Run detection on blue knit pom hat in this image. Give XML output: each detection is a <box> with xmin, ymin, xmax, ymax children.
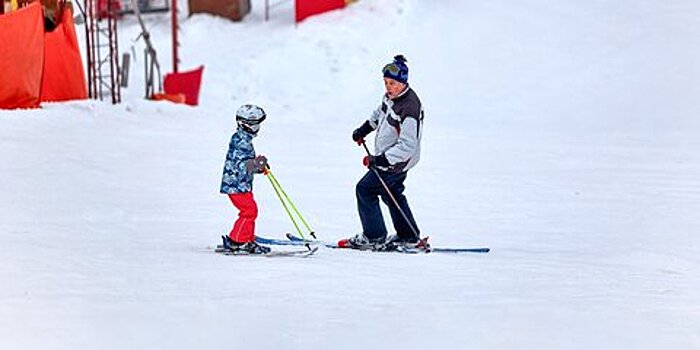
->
<box><xmin>382</xmin><ymin>55</ymin><xmax>409</xmax><ymax>84</ymax></box>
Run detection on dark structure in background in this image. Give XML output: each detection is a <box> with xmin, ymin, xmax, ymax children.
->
<box><xmin>188</xmin><ymin>0</ymin><xmax>250</xmax><ymax>21</ymax></box>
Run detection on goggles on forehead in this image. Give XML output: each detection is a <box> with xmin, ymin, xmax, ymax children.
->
<box><xmin>383</xmin><ymin>63</ymin><xmax>401</xmax><ymax>75</ymax></box>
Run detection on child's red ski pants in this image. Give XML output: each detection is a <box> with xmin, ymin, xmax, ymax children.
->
<box><xmin>227</xmin><ymin>192</ymin><xmax>258</xmax><ymax>243</ymax></box>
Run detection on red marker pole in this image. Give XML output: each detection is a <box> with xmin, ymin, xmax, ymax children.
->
<box><xmin>171</xmin><ymin>0</ymin><xmax>178</xmax><ymax>73</ymax></box>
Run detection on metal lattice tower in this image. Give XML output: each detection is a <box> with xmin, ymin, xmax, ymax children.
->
<box><xmin>84</xmin><ymin>0</ymin><xmax>121</xmax><ymax>104</ymax></box>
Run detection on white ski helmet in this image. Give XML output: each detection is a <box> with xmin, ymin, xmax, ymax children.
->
<box><xmin>236</xmin><ymin>104</ymin><xmax>266</xmax><ymax>134</ymax></box>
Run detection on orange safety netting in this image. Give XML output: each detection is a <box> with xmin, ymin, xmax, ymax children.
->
<box><xmin>0</xmin><ymin>2</ymin><xmax>44</xmax><ymax>109</ymax></box>
<box><xmin>40</xmin><ymin>7</ymin><xmax>88</xmax><ymax>102</ymax></box>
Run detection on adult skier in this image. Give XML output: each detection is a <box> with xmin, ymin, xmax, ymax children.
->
<box><xmin>340</xmin><ymin>55</ymin><xmax>425</xmax><ymax>249</ymax></box>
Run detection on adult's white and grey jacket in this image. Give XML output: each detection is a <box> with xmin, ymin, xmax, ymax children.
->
<box><xmin>362</xmin><ymin>87</ymin><xmax>424</xmax><ymax>173</ymax></box>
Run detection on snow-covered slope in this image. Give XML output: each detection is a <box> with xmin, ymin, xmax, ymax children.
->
<box><xmin>1</xmin><ymin>1</ymin><xmax>699</xmax><ymax>349</ymax></box>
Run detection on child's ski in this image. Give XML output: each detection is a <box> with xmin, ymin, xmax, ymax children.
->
<box><xmin>255</xmin><ymin>235</ymin><xmax>309</xmax><ymax>246</ymax></box>
<box><xmin>214</xmin><ymin>245</ymin><xmax>318</xmax><ymax>257</ymax></box>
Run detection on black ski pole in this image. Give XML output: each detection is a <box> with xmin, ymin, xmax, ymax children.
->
<box><xmin>361</xmin><ymin>141</ymin><xmax>420</xmax><ymax>238</ymax></box>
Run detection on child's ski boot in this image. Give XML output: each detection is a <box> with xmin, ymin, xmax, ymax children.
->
<box><xmin>221</xmin><ymin>235</ymin><xmax>271</xmax><ymax>254</ymax></box>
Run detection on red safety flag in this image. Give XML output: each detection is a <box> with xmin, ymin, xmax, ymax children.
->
<box><xmin>163</xmin><ymin>66</ymin><xmax>205</xmax><ymax>106</ymax></box>
<box><xmin>295</xmin><ymin>0</ymin><xmax>345</xmax><ymax>23</ymax></box>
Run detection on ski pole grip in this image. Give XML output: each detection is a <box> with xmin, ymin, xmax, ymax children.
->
<box><xmin>361</xmin><ymin>140</ymin><xmax>379</xmax><ymax>170</ymax></box>
<box><xmin>361</xmin><ymin>140</ymin><xmax>372</xmax><ymax>156</ymax></box>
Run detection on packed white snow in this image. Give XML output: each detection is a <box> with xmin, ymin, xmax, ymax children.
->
<box><xmin>1</xmin><ymin>0</ymin><xmax>699</xmax><ymax>349</ymax></box>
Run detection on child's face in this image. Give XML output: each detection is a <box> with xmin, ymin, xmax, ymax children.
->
<box><xmin>240</xmin><ymin>122</ymin><xmax>261</xmax><ymax>135</ymax></box>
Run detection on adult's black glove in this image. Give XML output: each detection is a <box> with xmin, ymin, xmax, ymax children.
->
<box><xmin>352</xmin><ymin>120</ymin><xmax>374</xmax><ymax>145</ymax></box>
<box><xmin>362</xmin><ymin>154</ymin><xmax>390</xmax><ymax>168</ymax></box>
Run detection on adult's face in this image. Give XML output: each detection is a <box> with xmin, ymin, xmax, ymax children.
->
<box><xmin>384</xmin><ymin>77</ymin><xmax>406</xmax><ymax>99</ymax></box>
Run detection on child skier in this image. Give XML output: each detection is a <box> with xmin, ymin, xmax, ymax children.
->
<box><xmin>219</xmin><ymin>104</ymin><xmax>272</xmax><ymax>254</ymax></box>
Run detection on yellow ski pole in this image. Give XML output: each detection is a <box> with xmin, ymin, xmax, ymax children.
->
<box><xmin>266</xmin><ymin>168</ymin><xmax>317</xmax><ymax>239</ymax></box>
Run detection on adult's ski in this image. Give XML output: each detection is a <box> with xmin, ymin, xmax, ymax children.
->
<box><xmin>285</xmin><ymin>233</ymin><xmax>490</xmax><ymax>254</ymax></box>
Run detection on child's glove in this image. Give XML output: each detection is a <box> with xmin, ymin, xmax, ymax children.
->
<box><xmin>246</xmin><ymin>155</ymin><xmax>269</xmax><ymax>174</ymax></box>
<box><xmin>254</xmin><ymin>155</ymin><xmax>269</xmax><ymax>173</ymax></box>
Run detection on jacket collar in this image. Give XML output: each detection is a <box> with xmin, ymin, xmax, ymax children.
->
<box><xmin>237</xmin><ymin>127</ymin><xmax>257</xmax><ymax>139</ymax></box>
<box><xmin>387</xmin><ymin>85</ymin><xmax>411</xmax><ymax>102</ymax></box>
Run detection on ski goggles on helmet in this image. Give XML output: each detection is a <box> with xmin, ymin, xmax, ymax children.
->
<box><xmin>236</xmin><ymin>113</ymin><xmax>266</xmax><ymax>125</ymax></box>
<box><xmin>237</xmin><ymin>119</ymin><xmax>262</xmax><ymax>135</ymax></box>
